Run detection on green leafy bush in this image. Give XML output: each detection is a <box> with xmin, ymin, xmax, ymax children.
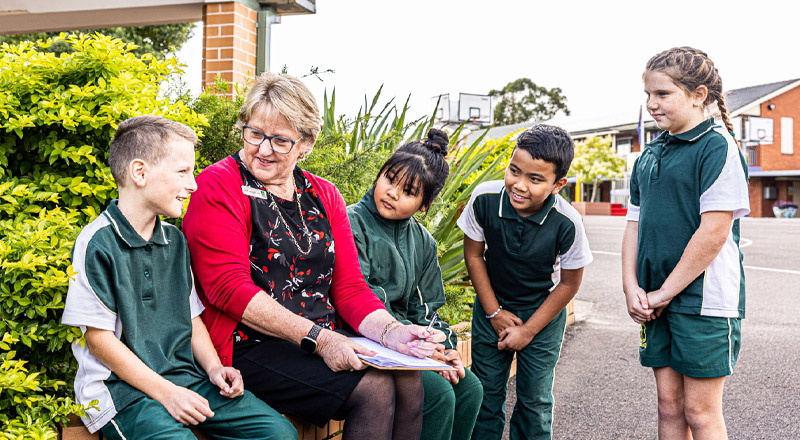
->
<box><xmin>189</xmin><ymin>77</ymin><xmax>246</xmax><ymax>167</ymax></box>
<box><xmin>0</xmin><ymin>33</ymin><xmax>206</xmax><ymax>437</ymax></box>
<box><xmin>420</xmin><ymin>127</ymin><xmax>508</xmax><ymax>286</ymax></box>
<box><xmin>304</xmin><ymin>86</ymin><xmax>430</xmax><ymax>204</ymax></box>
<box><xmin>438</xmin><ymin>284</ymin><xmax>474</xmax><ymax>326</ymax></box>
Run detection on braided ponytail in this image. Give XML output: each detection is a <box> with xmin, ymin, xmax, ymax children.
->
<box><xmin>646</xmin><ymin>46</ymin><xmax>739</xmax><ymax>147</ymax></box>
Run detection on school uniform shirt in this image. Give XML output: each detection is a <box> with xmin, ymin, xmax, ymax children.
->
<box><xmin>61</xmin><ymin>201</ymin><xmax>206</xmax><ymax>433</ymax></box>
<box><xmin>627</xmin><ymin>118</ymin><xmax>749</xmax><ymax>318</ymax></box>
<box><xmin>457</xmin><ymin>181</ymin><xmax>593</xmax><ymax>310</ymax></box>
<box><xmin>348</xmin><ymin>187</ymin><xmax>457</xmax><ymax>349</ymax></box>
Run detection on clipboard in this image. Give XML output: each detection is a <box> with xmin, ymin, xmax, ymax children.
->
<box><xmin>351</xmin><ymin>337</ymin><xmax>457</xmax><ymax>371</ymax></box>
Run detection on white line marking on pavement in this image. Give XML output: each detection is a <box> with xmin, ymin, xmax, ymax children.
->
<box><xmin>592</xmin><ymin>250</ymin><xmax>621</xmax><ymax>256</ymax></box>
<box><xmin>591</xmin><ymin>251</ymin><xmax>800</xmax><ymax>275</ymax></box>
<box><xmin>744</xmin><ymin>265</ymin><xmax>800</xmax><ymax>275</ymax></box>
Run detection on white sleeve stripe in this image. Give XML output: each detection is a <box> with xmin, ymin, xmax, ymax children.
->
<box><xmin>626</xmin><ymin>205</ymin><xmax>640</xmax><ymax>221</ymax></box>
<box><xmin>188</xmin><ymin>267</ymin><xmax>204</xmax><ymax>319</ymax></box>
<box><xmin>457</xmin><ymin>181</ymin><xmax>504</xmax><ymax>242</ymax></box>
<box><xmin>700</xmin><ymin>129</ymin><xmax>750</xmax><ymax>218</ymax></box>
<box><xmin>552</xmin><ymin>198</ymin><xmax>593</xmax><ymax>270</ymax></box>
<box><xmin>62</xmin><ymin>217</ymin><xmax>118</xmax><ymax>329</ymax></box>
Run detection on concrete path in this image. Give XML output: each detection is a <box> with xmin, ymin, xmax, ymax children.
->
<box><xmin>502</xmin><ymin>216</ymin><xmax>800</xmax><ymax>439</ymax></box>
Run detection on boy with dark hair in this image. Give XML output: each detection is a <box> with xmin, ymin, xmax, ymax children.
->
<box><xmin>457</xmin><ymin>124</ymin><xmax>593</xmax><ymax>440</ymax></box>
<box><xmin>62</xmin><ymin>115</ymin><xmax>295</xmax><ymax>439</ymax></box>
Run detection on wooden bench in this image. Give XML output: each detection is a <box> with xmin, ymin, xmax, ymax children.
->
<box><xmin>60</xmin><ymin>414</ymin><xmax>343</xmax><ymax>440</ymax></box>
<box><xmin>60</xmin><ymin>310</ymin><xmax>564</xmax><ymax>440</ymax></box>
<box><xmin>59</xmin><ymin>340</ymin><xmax>473</xmax><ymax>440</ymax></box>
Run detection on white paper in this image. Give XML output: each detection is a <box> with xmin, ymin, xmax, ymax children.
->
<box><xmin>351</xmin><ymin>337</ymin><xmax>456</xmax><ymax>370</ymax></box>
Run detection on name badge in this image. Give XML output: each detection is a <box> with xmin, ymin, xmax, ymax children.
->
<box><xmin>241</xmin><ymin>185</ymin><xmax>269</xmax><ymax>199</ymax></box>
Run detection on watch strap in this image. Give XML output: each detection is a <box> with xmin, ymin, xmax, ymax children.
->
<box><xmin>307</xmin><ymin>323</ymin><xmax>322</xmax><ymax>340</ymax></box>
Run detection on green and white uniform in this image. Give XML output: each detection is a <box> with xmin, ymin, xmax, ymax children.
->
<box><xmin>62</xmin><ymin>201</ymin><xmax>293</xmax><ymax>439</ymax></box>
<box><xmin>629</xmin><ymin>118</ymin><xmax>750</xmax><ymax>377</ymax></box>
<box><xmin>457</xmin><ymin>181</ymin><xmax>592</xmax><ymax>440</ymax></box>
<box><xmin>348</xmin><ymin>188</ymin><xmax>483</xmax><ymax>440</ymax></box>
<box><xmin>628</xmin><ymin>118</ymin><xmax>749</xmax><ymax>318</ymax></box>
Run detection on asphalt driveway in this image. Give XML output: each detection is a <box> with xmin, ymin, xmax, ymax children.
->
<box><xmin>502</xmin><ymin>216</ymin><xmax>800</xmax><ymax>439</ymax></box>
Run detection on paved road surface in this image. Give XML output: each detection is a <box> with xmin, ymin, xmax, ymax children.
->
<box><xmin>501</xmin><ymin>216</ymin><xmax>800</xmax><ymax>439</ymax></box>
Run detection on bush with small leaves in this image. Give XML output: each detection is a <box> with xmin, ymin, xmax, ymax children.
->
<box><xmin>0</xmin><ymin>33</ymin><xmax>206</xmax><ymax>437</ymax></box>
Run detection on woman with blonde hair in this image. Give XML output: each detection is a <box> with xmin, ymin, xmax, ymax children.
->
<box><xmin>184</xmin><ymin>72</ymin><xmax>444</xmax><ymax>440</ymax></box>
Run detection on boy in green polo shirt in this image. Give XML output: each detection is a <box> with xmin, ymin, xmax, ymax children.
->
<box><xmin>457</xmin><ymin>125</ymin><xmax>592</xmax><ymax>440</ymax></box>
<box><xmin>62</xmin><ymin>116</ymin><xmax>295</xmax><ymax>439</ymax></box>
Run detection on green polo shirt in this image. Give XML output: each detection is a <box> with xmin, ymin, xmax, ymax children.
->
<box><xmin>348</xmin><ymin>188</ymin><xmax>457</xmax><ymax>349</ymax></box>
<box><xmin>627</xmin><ymin>118</ymin><xmax>750</xmax><ymax>318</ymax></box>
<box><xmin>62</xmin><ymin>200</ymin><xmax>205</xmax><ymax>433</ymax></box>
<box><xmin>457</xmin><ymin>180</ymin><xmax>593</xmax><ymax>310</ymax></box>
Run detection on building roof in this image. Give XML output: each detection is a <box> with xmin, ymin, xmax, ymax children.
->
<box><xmin>725</xmin><ymin>78</ymin><xmax>800</xmax><ymax>113</ymax></box>
<box><xmin>465</xmin><ymin>111</ymin><xmax>656</xmax><ymax>145</ymax></box>
<box><xmin>466</xmin><ymin>78</ymin><xmax>800</xmax><ymax>144</ymax></box>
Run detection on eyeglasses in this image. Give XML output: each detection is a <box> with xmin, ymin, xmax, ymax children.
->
<box><xmin>242</xmin><ymin>125</ymin><xmax>302</xmax><ymax>154</ymax></box>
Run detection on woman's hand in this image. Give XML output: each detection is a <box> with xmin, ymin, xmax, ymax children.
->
<box><xmin>489</xmin><ymin>309</ymin><xmax>523</xmax><ymax>336</ymax></box>
<box><xmin>315</xmin><ymin>330</ymin><xmax>375</xmax><ymax>372</ymax></box>
<box><xmin>207</xmin><ymin>365</ymin><xmax>244</xmax><ymax>398</ymax></box>
<box><xmin>386</xmin><ymin>324</ymin><xmax>445</xmax><ymax>359</ymax></box>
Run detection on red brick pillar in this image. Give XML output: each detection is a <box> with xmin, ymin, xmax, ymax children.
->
<box><xmin>202</xmin><ymin>2</ymin><xmax>258</xmax><ymax>95</ymax></box>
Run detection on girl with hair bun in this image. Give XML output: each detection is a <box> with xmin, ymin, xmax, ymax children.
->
<box><xmin>623</xmin><ymin>47</ymin><xmax>750</xmax><ymax>439</ymax></box>
<box><xmin>348</xmin><ymin>129</ymin><xmax>483</xmax><ymax>440</ymax></box>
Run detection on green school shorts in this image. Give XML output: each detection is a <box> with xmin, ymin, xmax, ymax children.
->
<box><xmin>639</xmin><ymin>310</ymin><xmax>741</xmax><ymax>378</ymax></box>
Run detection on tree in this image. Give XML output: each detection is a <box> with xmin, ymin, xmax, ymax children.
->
<box><xmin>569</xmin><ymin>136</ymin><xmax>626</xmax><ymax>202</ymax></box>
<box><xmin>489</xmin><ymin>78</ymin><xmax>570</xmax><ymax>126</ymax></box>
<box><xmin>0</xmin><ymin>23</ymin><xmax>195</xmax><ymax>60</ymax></box>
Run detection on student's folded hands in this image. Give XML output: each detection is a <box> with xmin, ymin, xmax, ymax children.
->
<box><xmin>489</xmin><ymin>309</ymin><xmax>523</xmax><ymax>336</ymax></box>
<box><xmin>497</xmin><ymin>325</ymin><xmax>535</xmax><ymax>352</ymax></box>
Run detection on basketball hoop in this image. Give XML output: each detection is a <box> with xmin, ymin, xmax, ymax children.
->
<box><xmin>757</xmin><ymin>130</ymin><xmax>767</xmax><ymax>145</ymax></box>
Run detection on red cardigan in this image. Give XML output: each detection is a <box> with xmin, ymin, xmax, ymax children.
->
<box><xmin>183</xmin><ymin>157</ymin><xmax>386</xmax><ymax>365</ymax></box>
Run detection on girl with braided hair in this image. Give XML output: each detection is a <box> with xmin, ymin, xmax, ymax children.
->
<box><xmin>622</xmin><ymin>46</ymin><xmax>750</xmax><ymax>439</ymax></box>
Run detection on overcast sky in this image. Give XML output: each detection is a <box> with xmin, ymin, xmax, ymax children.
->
<box><xmin>178</xmin><ymin>0</ymin><xmax>800</xmax><ymax>126</ymax></box>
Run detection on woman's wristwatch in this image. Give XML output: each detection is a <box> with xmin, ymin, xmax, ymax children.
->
<box><xmin>300</xmin><ymin>324</ymin><xmax>323</xmax><ymax>354</ymax></box>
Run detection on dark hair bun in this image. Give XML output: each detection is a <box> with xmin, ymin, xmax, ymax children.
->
<box><xmin>423</xmin><ymin>129</ymin><xmax>449</xmax><ymax>155</ymax></box>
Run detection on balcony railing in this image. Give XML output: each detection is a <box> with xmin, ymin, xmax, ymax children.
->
<box><xmin>747</xmin><ymin>146</ymin><xmax>758</xmax><ymax>166</ymax></box>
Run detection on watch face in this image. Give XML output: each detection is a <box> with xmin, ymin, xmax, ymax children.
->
<box><xmin>300</xmin><ymin>336</ymin><xmax>317</xmax><ymax>354</ymax></box>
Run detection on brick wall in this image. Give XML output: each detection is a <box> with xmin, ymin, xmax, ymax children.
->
<box><xmin>748</xmin><ymin>177</ymin><xmax>765</xmax><ymax>217</ymax></box>
<box><xmin>754</xmin><ymin>86</ymin><xmax>800</xmax><ymax>171</ymax></box>
<box><xmin>202</xmin><ymin>2</ymin><xmax>258</xmax><ymax>94</ymax></box>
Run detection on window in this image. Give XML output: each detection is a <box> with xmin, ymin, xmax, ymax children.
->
<box><xmin>616</xmin><ymin>137</ymin><xmax>632</xmax><ymax>157</ymax></box>
<box><xmin>781</xmin><ymin>117</ymin><xmax>793</xmax><ymax>155</ymax></box>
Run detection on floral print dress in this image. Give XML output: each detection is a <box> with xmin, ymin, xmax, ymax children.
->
<box><xmin>231</xmin><ymin>152</ymin><xmax>338</xmax><ymax>346</ymax></box>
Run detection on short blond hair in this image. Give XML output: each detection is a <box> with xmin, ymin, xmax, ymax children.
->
<box><xmin>237</xmin><ymin>72</ymin><xmax>322</xmax><ymax>144</ymax></box>
<box><xmin>109</xmin><ymin>115</ymin><xmax>197</xmax><ymax>187</ymax></box>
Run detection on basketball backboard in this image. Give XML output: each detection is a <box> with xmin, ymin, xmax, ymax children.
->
<box><xmin>458</xmin><ymin>93</ymin><xmax>492</xmax><ymax>125</ymax></box>
<box><xmin>432</xmin><ymin>94</ymin><xmax>451</xmax><ymax>122</ymax></box>
<box><xmin>747</xmin><ymin>116</ymin><xmax>774</xmax><ymax>144</ymax></box>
